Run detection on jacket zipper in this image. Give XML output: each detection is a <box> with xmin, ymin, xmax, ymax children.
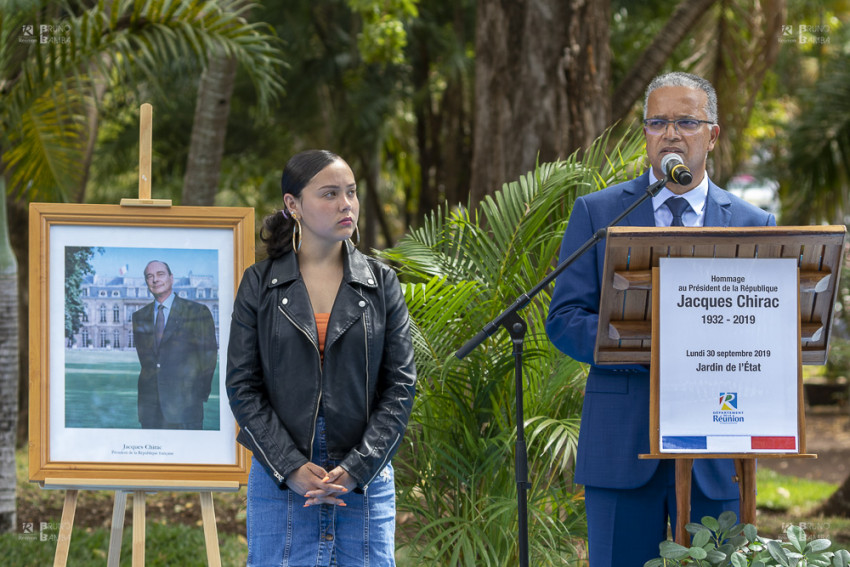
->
<box><xmin>362</xmin><ymin>315</ymin><xmax>370</xmax><ymax>423</ymax></box>
<box><xmin>243</xmin><ymin>425</ymin><xmax>285</xmax><ymax>483</ymax></box>
<box><xmin>363</xmin><ymin>432</ymin><xmax>401</xmax><ymax>490</ymax></box>
<box><xmin>278</xmin><ymin>305</ymin><xmax>323</xmax><ymax>461</ymax></box>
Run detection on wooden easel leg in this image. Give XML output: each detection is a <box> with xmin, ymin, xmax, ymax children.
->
<box><xmin>200</xmin><ymin>491</ymin><xmax>223</xmax><ymax>567</ymax></box>
<box><xmin>132</xmin><ymin>491</ymin><xmax>146</xmax><ymax>567</ymax></box>
<box><xmin>107</xmin><ymin>491</ymin><xmax>128</xmax><ymax>567</ymax></box>
<box><xmin>736</xmin><ymin>459</ymin><xmax>757</xmax><ymax>525</ymax></box>
<box><xmin>675</xmin><ymin>459</ymin><xmax>693</xmax><ymax>546</ymax></box>
<box><xmin>52</xmin><ymin>489</ymin><xmax>78</xmax><ymax>567</ymax></box>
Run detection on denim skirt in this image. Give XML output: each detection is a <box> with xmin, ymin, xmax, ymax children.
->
<box><xmin>246</xmin><ymin>417</ymin><xmax>397</xmax><ymax>567</ymax></box>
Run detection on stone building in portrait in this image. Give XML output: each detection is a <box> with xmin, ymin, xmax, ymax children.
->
<box><xmin>68</xmin><ymin>271</ymin><xmax>219</xmax><ymax>349</ymax></box>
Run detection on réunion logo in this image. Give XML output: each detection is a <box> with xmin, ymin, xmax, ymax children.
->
<box><xmin>719</xmin><ymin>392</ymin><xmax>737</xmax><ymax>410</ymax></box>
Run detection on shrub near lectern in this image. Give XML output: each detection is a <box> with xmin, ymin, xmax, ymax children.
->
<box><xmin>644</xmin><ymin>511</ymin><xmax>850</xmax><ymax>566</ymax></box>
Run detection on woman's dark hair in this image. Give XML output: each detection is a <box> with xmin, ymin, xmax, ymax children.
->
<box><xmin>260</xmin><ymin>149</ymin><xmax>343</xmax><ymax>259</ymax></box>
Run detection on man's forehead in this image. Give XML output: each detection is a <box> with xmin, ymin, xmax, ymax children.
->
<box><xmin>145</xmin><ymin>262</ymin><xmax>169</xmax><ymax>274</ymax></box>
<box><xmin>646</xmin><ymin>86</ymin><xmax>707</xmax><ymax>114</ymax></box>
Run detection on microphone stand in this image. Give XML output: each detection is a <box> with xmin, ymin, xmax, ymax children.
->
<box><xmin>454</xmin><ymin>174</ymin><xmax>671</xmax><ymax>567</ymax></box>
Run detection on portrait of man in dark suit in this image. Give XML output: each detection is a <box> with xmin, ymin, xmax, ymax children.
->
<box><xmin>133</xmin><ymin>260</ymin><xmax>218</xmax><ymax>430</ymax></box>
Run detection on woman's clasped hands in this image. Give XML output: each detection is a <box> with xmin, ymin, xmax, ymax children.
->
<box><xmin>286</xmin><ymin>462</ymin><xmax>357</xmax><ymax>507</ymax></box>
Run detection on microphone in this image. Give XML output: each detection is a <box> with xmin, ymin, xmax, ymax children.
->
<box><xmin>661</xmin><ymin>153</ymin><xmax>693</xmax><ymax>186</ymax></box>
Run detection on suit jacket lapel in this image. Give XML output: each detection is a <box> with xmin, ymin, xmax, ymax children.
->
<box><xmin>160</xmin><ymin>296</ymin><xmax>182</xmax><ymax>347</ymax></box>
<box><xmin>704</xmin><ymin>181</ymin><xmax>732</xmax><ymax>227</ymax></box>
<box><xmin>136</xmin><ymin>303</ymin><xmax>155</xmax><ymax>351</ymax></box>
<box><xmin>620</xmin><ymin>172</ymin><xmax>657</xmax><ymax>227</ymax></box>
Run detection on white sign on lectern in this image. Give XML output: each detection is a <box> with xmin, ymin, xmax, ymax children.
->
<box><xmin>658</xmin><ymin>257</ymin><xmax>798</xmax><ymax>454</ymax></box>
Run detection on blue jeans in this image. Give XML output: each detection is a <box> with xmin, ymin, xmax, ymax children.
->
<box><xmin>246</xmin><ymin>417</ymin><xmax>397</xmax><ymax>566</ymax></box>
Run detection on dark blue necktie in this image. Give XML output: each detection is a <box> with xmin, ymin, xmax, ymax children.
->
<box><xmin>665</xmin><ymin>197</ymin><xmax>690</xmax><ymax>226</ymax></box>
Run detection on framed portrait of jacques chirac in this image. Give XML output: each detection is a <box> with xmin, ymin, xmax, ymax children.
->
<box><xmin>29</xmin><ymin>203</ymin><xmax>254</xmax><ymax>484</ymax></box>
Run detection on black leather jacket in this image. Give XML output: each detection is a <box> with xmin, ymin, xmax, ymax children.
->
<box><xmin>226</xmin><ymin>243</ymin><xmax>417</xmax><ymax>490</ymax></box>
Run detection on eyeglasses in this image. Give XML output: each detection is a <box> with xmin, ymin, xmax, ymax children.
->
<box><xmin>643</xmin><ymin>118</ymin><xmax>714</xmax><ymax>135</ymax></box>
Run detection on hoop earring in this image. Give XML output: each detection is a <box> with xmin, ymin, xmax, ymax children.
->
<box><xmin>349</xmin><ymin>224</ymin><xmax>360</xmax><ymax>247</ymax></box>
<box><xmin>292</xmin><ymin>216</ymin><xmax>302</xmax><ymax>253</ymax></box>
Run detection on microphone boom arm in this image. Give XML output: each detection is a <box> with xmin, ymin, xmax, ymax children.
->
<box><xmin>455</xmin><ymin>173</ymin><xmax>670</xmax><ymax>359</ymax></box>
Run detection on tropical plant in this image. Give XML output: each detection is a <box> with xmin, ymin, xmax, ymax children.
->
<box><xmin>644</xmin><ymin>511</ymin><xmax>850</xmax><ymax>567</ymax></box>
<box><xmin>379</xmin><ymin>127</ymin><xmax>647</xmax><ymax>565</ymax></box>
<box><xmin>0</xmin><ymin>0</ymin><xmax>285</xmax><ymax>202</ymax></box>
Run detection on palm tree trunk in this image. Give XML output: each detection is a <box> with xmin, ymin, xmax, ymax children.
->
<box><xmin>0</xmin><ymin>178</ymin><xmax>19</xmax><ymax>533</ymax></box>
<box><xmin>181</xmin><ymin>53</ymin><xmax>238</xmax><ymax>206</ymax></box>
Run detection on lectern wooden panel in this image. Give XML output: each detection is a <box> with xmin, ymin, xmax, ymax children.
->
<box><xmin>596</xmin><ymin>226</ymin><xmax>846</xmax><ymax>366</ymax></box>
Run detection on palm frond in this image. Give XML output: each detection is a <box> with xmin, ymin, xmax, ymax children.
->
<box><xmin>3</xmin><ymin>87</ymin><xmax>87</xmax><ymax>200</ymax></box>
<box><xmin>5</xmin><ymin>1</ymin><xmax>282</xmax><ymax>126</ymax></box>
<box><xmin>1</xmin><ymin>0</ymin><xmax>286</xmax><ymax>199</ymax></box>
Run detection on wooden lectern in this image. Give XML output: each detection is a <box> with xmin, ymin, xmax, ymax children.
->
<box><xmin>595</xmin><ymin>225</ymin><xmax>846</xmax><ymax>544</ymax></box>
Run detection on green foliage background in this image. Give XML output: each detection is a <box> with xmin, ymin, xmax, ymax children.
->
<box><xmin>379</xmin><ymin>128</ymin><xmax>647</xmax><ymax>565</ymax></box>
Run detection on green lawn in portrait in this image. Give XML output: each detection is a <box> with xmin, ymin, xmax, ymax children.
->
<box><xmin>64</xmin><ymin>349</ymin><xmax>220</xmax><ymax>430</ymax></box>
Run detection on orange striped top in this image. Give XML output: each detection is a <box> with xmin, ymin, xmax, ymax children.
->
<box><xmin>316</xmin><ymin>313</ymin><xmax>330</xmax><ymax>361</ymax></box>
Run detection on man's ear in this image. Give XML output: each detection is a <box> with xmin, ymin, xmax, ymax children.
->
<box><xmin>708</xmin><ymin>124</ymin><xmax>720</xmax><ymax>150</ymax></box>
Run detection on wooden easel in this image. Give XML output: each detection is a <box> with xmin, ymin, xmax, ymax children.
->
<box><xmin>646</xmin><ymin>263</ymin><xmax>810</xmax><ymax>543</ymax></box>
<box><xmin>46</xmin><ymin>103</ymin><xmax>236</xmax><ymax>567</ymax></box>
<box><xmin>121</xmin><ymin>103</ymin><xmax>171</xmax><ymax>208</ymax></box>
<box><xmin>45</xmin><ymin>478</ymin><xmax>239</xmax><ymax>567</ymax></box>
<box><xmin>596</xmin><ymin>225</ymin><xmax>846</xmax><ymax>545</ymax></box>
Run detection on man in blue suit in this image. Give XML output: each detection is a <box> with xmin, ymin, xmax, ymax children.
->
<box><xmin>545</xmin><ymin>72</ymin><xmax>775</xmax><ymax>566</ymax></box>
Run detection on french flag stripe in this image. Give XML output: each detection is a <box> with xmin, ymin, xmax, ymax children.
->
<box><xmin>662</xmin><ymin>436</ymin><xmax>707</xmax><ymax>450</ymax></box>
<box><xmin>751</xmin><ymin>437</ymin><xmax>796</xmax><ymax>450</ymax></box>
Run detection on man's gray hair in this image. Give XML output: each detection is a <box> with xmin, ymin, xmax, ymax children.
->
<box><xmin>643</xmin><ymin>72</ymin><xmax>718</xmax><ymax>124</ymax></box>
<box><xmin>144</xmin><ymin>260</ymin><xmax>172</xmax><ymax>276</ymax></box>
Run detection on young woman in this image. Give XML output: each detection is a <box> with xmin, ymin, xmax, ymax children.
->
<box><xmin>226</xmin><ymin>149</ymin><xmax>417</xmax><ymax>566</ymax></box>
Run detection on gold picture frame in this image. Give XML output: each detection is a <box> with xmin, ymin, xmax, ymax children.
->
<box><xmin>28</xmin><ymin>203</ymin><xmax>254</xmax><ymax>484</ymax></box>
